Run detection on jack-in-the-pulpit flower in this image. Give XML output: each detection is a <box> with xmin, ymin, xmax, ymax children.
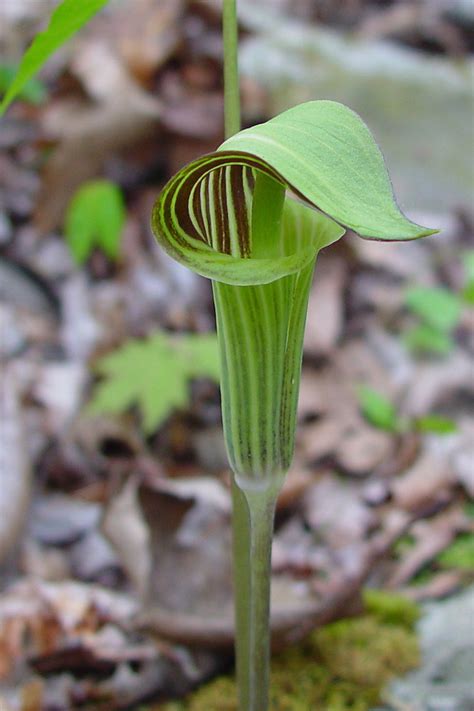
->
<box><xmin>152</xmin><ymin>100</ymin><xmax>435</xmax><ymax>489</ymax></box>
<box><xmin>152</xmin><ymin>99</ymin><xmax>436</xmax><ymax>711</ymax></box>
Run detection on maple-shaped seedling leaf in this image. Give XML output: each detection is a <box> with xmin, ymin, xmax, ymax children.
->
<box><xmin>87</xmin><ymin>332</ymin><xmax>220</xmax><ymax>434</ymax></box>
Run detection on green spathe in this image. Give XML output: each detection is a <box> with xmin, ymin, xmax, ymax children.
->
<box><xmin>153</xmin><ymin>101</ymin><xmax>436</xmax><ymax>289</ymax></box>
<box><xmin>152</xmin><ymin>99</ymin><xmax>436</xmax><ymax>483</ymax></box>
<box><xmin>219</xmin><ymin>101</ymin><xmax>436</xmax><ymax>241</ymax></box>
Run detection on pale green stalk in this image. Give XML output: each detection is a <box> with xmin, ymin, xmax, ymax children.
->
<box><xmin>223</xmin><ymin>0</ymin><xmax>240</xmax><ymax>139</ymax></box>
<box><xmin>222</xmin><ymin>3</ymin><xmax>278</xmax><ymax>708</ymax></box>
<box><xmin>231</xmin><ymin>483</ymin><xmax>279</xmax><ymax>711</ymax></box>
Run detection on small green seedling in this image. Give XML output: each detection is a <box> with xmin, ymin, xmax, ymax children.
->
<box><xmin>65</xmin><ymin>180</ymin><xmax>126</xmax><ymax>264</ymax></box>
<box><xmin>437</xmin><ymin>533</ymin><xmax>474</xmax><ymax>571</ymax></box>
<box><xmin>404</xmin><ymin>323</ymin><xmax>454</xmax><ymax>356</ymax></box>
<box><xmin>88</xmin><ymin>331</ymin><xmax>219</xmax><ymax>434</ymax></box>
<box><xmin>405</xmin><ymin>286</ymin><xmax>462</xmax><ymax>331</ymax></box>
<box><xmin>357</xmin><ymin>385</ymin><xmax>400</xmax><ymax>432</ymax></box>
<box><xmin>357</xmin><ymin>385</ymin><xmax>456</xmax><ymax>436</ymax></box>
<box><xmin>403</xmin><ymin>255</ymin><xmax>474</xmax><ymax>355</ymax></box>
<box><xmin>462</xmin><ymin>250</ymin><xmax>474</xmax><ymax>304</ymax></box>
<box><xmin>415</xmin><ymin>414</ymin><xmax>457</xmax><ymax>435</ymax></box>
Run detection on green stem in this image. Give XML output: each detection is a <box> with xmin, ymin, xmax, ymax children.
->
<box><xmin>223</xmin><ymin>0</ymin><xmax>241</xmax><ymax>139</ymax></box>
<box><xmin>231</xmin><ymin>480</ymin><xmax>278</xmax><ymax>711</ymax></box>
<box><xmin>222</xmin><ymin>6</ymin><xmax>279</xmax><ymax>711</ymax></box>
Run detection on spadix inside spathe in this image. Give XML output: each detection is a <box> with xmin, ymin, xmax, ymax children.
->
<box><xmin>152</xmin><ymin>153</ymin><xmax>345</xmax><ymax>287</ymax></box>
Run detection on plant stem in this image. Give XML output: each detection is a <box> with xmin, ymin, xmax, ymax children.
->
<box><xmin>223</xmin><ymin>0</ymin><xmax>241</xmax><ymax>139</ymax></box>
<box><xmin>222</xmin><ymin>5</ymin><xmax>278</xmax><ymax>711</ymax></box>
<box><xmin>231</xmin><ymin>479</ymin><xmax>278</xmax><ymax>711</ymax></box>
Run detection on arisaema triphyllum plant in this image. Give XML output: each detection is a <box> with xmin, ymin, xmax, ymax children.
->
<box><xmin>0</xmin><ymin>0</ymin><xmax>437</xmax><ymax>708</ymax></box>
<box><xmin>151</xmin><ymin>3</ymin><xmax>437</xmax><ymax>710</ymax></box>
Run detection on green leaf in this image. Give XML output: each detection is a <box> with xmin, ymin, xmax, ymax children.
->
<box><xmin>415</xmin><ymin>415</ymin><xmax>457</xmax><ymax>435</ymax></box>
<box><xmin>0</xmin><ymin>0</ymin><xmax>109</xmax><ymax>115</ymax></box>
<box><xmin>65</xmin><ymin>180</ymin><xmax>125</xmax><ymax>264</ymax></box>
<box><xmin>88</xmin><ymin>332</ymin><xmax>220</xmax><ymax>434</ymax></box>
<box><xmin>465</xmin><ymin>502</ymin><xmax>474</xmax><ymax>520</ymax></box>
<box><xmin>463</xmin><ymin>282</ymin><xmax>474</xmax><ymax>305</ymax></box>
<box><xmin>462</xmin><ymin>250</ymin><xmax>474</xmax><ymax>305</ymax></box>
<box><xmin>356</xmin><ymin>385</ymin><xmax>400</xmax><ymax>432</ymax></box>
<box><xmin>405</xmin><ymin>286</ymin><xmax>462</xmax><ymax>332</ymax></box>
<box><xmin>152</xmin><ymin>101</ymin><xmax>436</xmax><ymax>288</ymax></box>
<box><xmin>0</xmin><ymin>63</ymin><xmax>47</xmax><ymax>105</ymax></box>
<box><xmin>404</xmin><ymin>324</ymin><xmax>454</xmax><ymax>356</ymax></box>
<box><xmin>437</xmin><ymin>533</ymin><xmax>474</xmax><ymax>570</ymax></box>
<box><xmin>219</xmin><ymin>101</ymin><xmax>437</xmax><ymax>242</ymax></box>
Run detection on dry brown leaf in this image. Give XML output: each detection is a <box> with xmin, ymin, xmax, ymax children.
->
<box><xmin>402</xmin><ymin>351</ymin><xmax>474</xmax><ymax>417</ymax></box>
<box><xmin>391</xmin><ymin>452</ymin><xmax>455</xmax><ymax>513</ymax></box>
<box><xmin>141</xmin><ymin>483</ymin><xmax>233</xmax><ymax>616</ymax></box>
<box><xmin>277</xmin><ymin>465</ymin><xmax>315</xmax><ymax>510</ymax></box>
<box><xmin>300</xmin><ymin>416</ymin><xmax>348</xmax><ymax>463</ymax></box>
<box><xmin>160</xmin><ymin>82</ymin><xmax>224</xmax><ymax>139</ymax></box>
<box><xmin>375</xmin><ymin>432</ymin><xmax>421</xmax><ymax>479</ymax></box>
<box><xmin>387</xmin><ymin>508</ymin><xmax>469</xmax><ymax>588</ymax></box>
<box><xmin>35</xmin><ymin>43</ymin><xmax>162</xmax><ymax>233</ymax></box>
<box><xmin>403</xmin><ymin>570</ymin><xmax>465</xmax><ymax>601</ymax></box>
<box><xmin>297</xmin><ymin>367</ymin><xmax>350</xmax><ymax>421</ymax></box>
<box><xmin>102</xmin><ymin>0</ymin><xmax>185</xmax><ymax>82</ymax></box>
<box><xmin>0</xmin><ymin>579</ymin><xmax>138</xmax><ymax>680</ymax></box>
<box><xmin>102</xmin><ymin>477</ymin><xmax>151</xmax><ymax>599</ymax></box>
<box><xmin>302</xmin><ymin>473</ymin><xmax>378</xmax><ymax>548</ymax></box>
<box><xmin>304</xmin><ymin>256</ymin><xmax>347</xmax><ymax>357</ymax></box>
<box><xmin>336</xmin><ymin>427</ymin><xmax>394</xmax><ymax>477</ymax></box>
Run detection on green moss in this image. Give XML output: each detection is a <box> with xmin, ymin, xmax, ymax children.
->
<box><xmin>160</xmin><ymin>591</ymin><xmax>420</xmax><ymax>711</ymax></box>
<box><xmin>362</xmin><ymin>588</ymin><xmax>420</xmax><ymax>629</ymax></box>
<box><xmin>437</xmin><ymin>532</ymin><xmax>474</xmax><ymax>570</ymax></box>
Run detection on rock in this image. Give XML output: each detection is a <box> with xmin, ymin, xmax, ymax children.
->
<box><xmin>388</xmin><ymin>587</ymin><xmax>474</xmax><ymax>709</ymax></box>
<box><xmin>29</xmin><ymin>495</ymin><xmax>101</xmax><ymax>546</ymax></box>
<box><xmin>33</xmin><ymin>361</ymin><xmax>88</xmax><ymax>431</ymax></box>
<box><xmin>0</xmin><ymin>256</ymin><xmax>59</xmax><ymax>319</ymax></box>
<box><xmin>238</xmin><ymin>3</ymin><xmax>474</xmax><ymax>215</ymax></box>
